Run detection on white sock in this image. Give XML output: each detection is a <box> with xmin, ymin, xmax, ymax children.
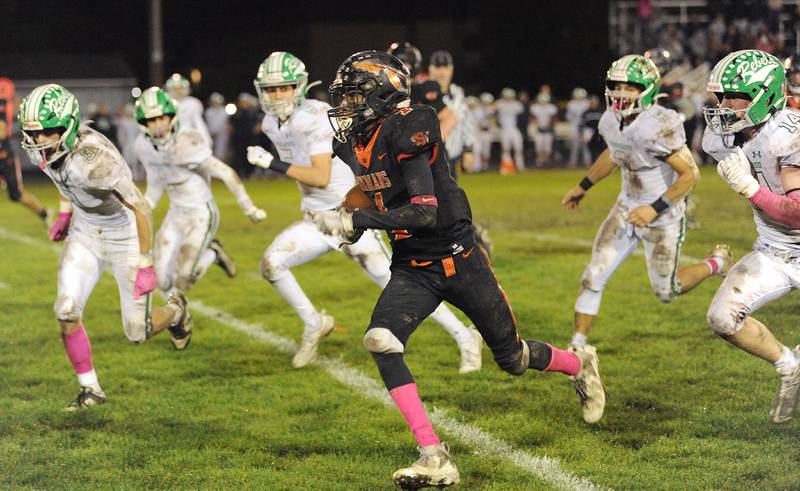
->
<box><xmin>429</xmin><ymin>303</ymin><xmax>473</xmax><ymax>345</ymax></box>
<box><xmin>77</xmin><ymin>369</ymin><xmax>102</xmax><ymax>392</ymax></box>
<box><xmin>775</xmin><ymin>346</ymin><xmax>798</xmax><ymax>374</ymax></box>
<box><xmin>571</xmin><ymin>332</ymin><xmax>588</xmax><ymax>347</ymax></box>
<box><xmin>271</xmin><ymin>274</ymin><xmax>320</xmax><ymax>328</ymax></box>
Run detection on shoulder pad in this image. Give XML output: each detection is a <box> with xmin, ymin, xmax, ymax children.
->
<box><xmin>597</xmin><ymin>110</ymin><xmax>618</xmax><ymax>139</ymax></box>
<box><xmin>171</xmin><ymin>129</ymin><xmax>212</xmax><ymax>165</ymax></box>
<box><xmin>291</xmin><ymin>100</ymin><xmax>332</xmax><ymax>132</ymax></box>
<box><xmin>767</xmin><ymin>109</ymin><xmax>800</xmax><ymax>157</ymax></box>
<box><xmin>641</xmin><ymin>106</ymin><xmax>685</xmax><ymax>151</ymax></box>
<box><xmin>69</xmin><ymin>128</ymin><xmax>126</xmax><ymax>190</ymax></box>
<box><xmin>386</xmin><ymin>105</ymin><xmax>442</xmax><ymax>157</ymax></box>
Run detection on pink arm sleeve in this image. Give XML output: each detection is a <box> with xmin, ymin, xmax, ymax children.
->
<box><xmin>749</xmin><ymin>187</ymin><xmax>800</xmax><ymax>228</ymax></box>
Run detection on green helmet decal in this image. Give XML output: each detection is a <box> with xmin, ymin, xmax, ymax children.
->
<box><xmin>253</xmin><ymin>51</ymin><xmax>309</xmax><ymax>120</ymax></box>
<box><xmin>18</xmin><ymin>84</ymin><xmax>81</xmax><ymax>165</ymax></box>
<box><xmin>134</xmin><ymin>87</ymin><xmax>179</xmax><ymax>145</ymax></box>
<box><xmin>704</xmin><ymin>49</ymin><xmax>786</xmax><ymax>135</ymax></box>
<box><xmin>604</xmin><ymin>54</ymin><xmax>661</xmax><ymax>117</ymax></box>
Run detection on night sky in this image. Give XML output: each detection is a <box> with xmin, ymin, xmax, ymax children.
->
<box><xmin>6</xmin><ymin>1</ymin><xmax>612</xmax><ymax>101</ymax></box>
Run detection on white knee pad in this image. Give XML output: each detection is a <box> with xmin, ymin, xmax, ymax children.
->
<box><xmin>260</xmin><ymin>253</ymin><xmax>287</xmax><ymax>282</ymax></box>
<box><xmin>706</xmin><ymin>303</ymin><xmax>743</xmax><ymax>337</ymax></box>
<box><xmin>54</xmin><ymin>295</ymin><xmax>82</xmax><ymax>323</ymax></box>
<box><xmin>575</xmin><ymin>287</ymin><xmax>603</xmax><ymax>316</ymax></box>
<box><xmin>363</xmin><ymin>328</ymin><xmax>404</xmax><ymax>354</ymax></box>
<box><xmin>123</xmin><ymin>317</ymin><xmax>148</xmax><ymax>343</ymax></box>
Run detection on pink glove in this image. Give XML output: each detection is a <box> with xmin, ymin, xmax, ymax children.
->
<box><xmin>133</xmin><ymin>266</ymin><xmax>157</xmax><ymax>299</ymax></box>
<box><xmin>49</xmin><ymin>212</ymin><xmax>72</xmax><ymax>241</ymax></box>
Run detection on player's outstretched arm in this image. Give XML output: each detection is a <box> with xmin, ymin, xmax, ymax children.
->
<box><xmin>562</xmin><ymin>148</ymin><xmax>616</xmax><ymax>211</ymax></box>
<box><xmin>201</xmin><ymin>156</ymin><xmax>266</xmax><ymax>223</ymax></box>
<box><xmin>627</xmin><ymin>145</ymin><xmax>699</xmax><ymax>227</ymax></box>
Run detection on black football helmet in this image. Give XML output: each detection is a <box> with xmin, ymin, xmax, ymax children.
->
<box><xmin>328</xmin><ymin>50</ymin><xmax>411</xmax><ymax>142</ymax></box>
<box><xmin>387</xmin><ymin>42</ymin><xmax>422</xmax><ymax>72</ymax></box>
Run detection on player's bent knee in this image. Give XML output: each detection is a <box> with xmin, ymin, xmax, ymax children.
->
<box><xmin>496</xmin><ymin>339</ymin><xmax>530</xmax><ymax>376</ymax></box>
<box><xmin>54</xmin><ymin>296</ymin><xmax>82</xmax><ymax>323</ymax></box>
<box><xmin>654</xmin><ymin>289</ymin><xmax>677</xmax><ymax>303</ymax></box>
<box><xmin>363</xmin><ymin>327</ymin><xmax>404</xmax><ymax>354</ymax></box>
<box><xmin>123</xmin><ymin>319</ymin><xmax>148</xmax><ymax>343</ymax></box>
<box><xmin>707</xmin><ymin>305</ymin><xmax>742</xmax><ymax>337</ymax></box>
<box><xmin>259</xmin><ymin>254</ymin><xmax>286</xmax><ymax>282</ymax></box>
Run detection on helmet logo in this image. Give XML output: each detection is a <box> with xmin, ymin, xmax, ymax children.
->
<box><xmin>410</xmin><ymin>131</ymin><xmax>430</xmax><ymax>146</ymax></box>
<box><xmin>735</xmin><ymin>64</ymin><xmax>775</xmax><ymax>88</ymax></box>
<box><xmin>44</xmin><ymin>92</ymin><xmax>72</xmax><ymax>120</ymax></box>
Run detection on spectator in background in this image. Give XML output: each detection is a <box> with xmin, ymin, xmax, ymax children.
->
<box><xmin>87</xmin><ymin>102</ymin><xmax>117</xmax><ymax>145</ymax></box>
<box><xmin>530</xmin><ymin>91</ymin><xmax>558</xmax><ymax>167</ymax></box>
<box><xmin>580</xmin><ymin>95</ymin><xmax>605</xmax><ymax>163</ymax></box>
<box><xmin>205</xmin><ymin>92</ymin><xmax>230</xmax><ymax>160</ymax></box>
<box><xmin>566</xmin><ymin>87</ymin><xmax>590</xmax><ymax>168</ymax></box>
<box><xmin>229</xmin><ymin>92</ymin><xmax>263</xmax><ymax>178</ymax></box>
<box><xmin>495</xmin><ymin>87</ymin><xmax>525</xmax><ymax>173</ymax></box>
<box><xmin>114</xmin><ymin>103</ymin><xmax>144</xmax><ymax>180</ymax></box>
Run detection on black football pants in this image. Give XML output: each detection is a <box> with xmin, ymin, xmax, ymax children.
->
<box><xmin>367</xmin><ymin>245</ymin><xmax>552</xmax><ymax>390</ymax></box>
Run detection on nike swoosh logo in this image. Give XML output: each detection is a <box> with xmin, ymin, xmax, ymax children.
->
<box><xmin>419</xmin><ymin>197</ymin><xmax>436</xmax><ymax>203</ymax></box>
<box><xmin>463</xmin><ymin>247</ymin><xmax>474</xmax><ymax>259</ymax></box>
<box><xmin>378</xmin><ymin>152</ymin><xmax>387</xmax><ymax>160</ymax></box>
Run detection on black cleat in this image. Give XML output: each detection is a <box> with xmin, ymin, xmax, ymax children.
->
<box><xmin>65</xmin><ymin>387</ymin><xmax>107</xmax><ymax>411</ymax></box>
<box><xmin>167</xmin><ymin>293</ymin><xmax>193</xmax><ymax>350</ymax></box>
<box><xmin>209</xmin><ymin>239</ymin><xmax>237</xmax><ymax>278</ymax></box>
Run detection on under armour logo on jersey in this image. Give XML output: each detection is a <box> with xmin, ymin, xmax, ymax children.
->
<box><xmin>410</xmin><ymin>131</ymin><xmax>430</xmax><ymax>146</ymax></box>
<box><xmin>752</xmin><ymin>150</ymin><xmax>762</xmax><ymax>158</ymax></box>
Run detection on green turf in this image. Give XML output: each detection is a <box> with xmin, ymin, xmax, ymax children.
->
<box><xmin>1</xmin><ymin>168</ymin><xmax>798</xmax><ymax>490</ymax></box>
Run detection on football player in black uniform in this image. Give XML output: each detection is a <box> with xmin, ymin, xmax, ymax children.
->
<box><xmin>0</xmin><ymin>119</ymin><xmax>51</xmax><ymax>223</ymax></box>
<box><xmin>313</xmin><ymin>50</ymin><xmax>605</xmax><ymax>489</ymax></box>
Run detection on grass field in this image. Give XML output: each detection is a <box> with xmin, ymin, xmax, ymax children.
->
<box><xmin>1</xmin><ymin>167</ymin><xmax>799</xmax><ymax>490</ymax></box>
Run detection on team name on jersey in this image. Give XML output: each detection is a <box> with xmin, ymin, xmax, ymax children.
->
<box><xmin>357</xmin><ymin>171</ymin><xmax>392</xmax><ymax>192</ymax></box>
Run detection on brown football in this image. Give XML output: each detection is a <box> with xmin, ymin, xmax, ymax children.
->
<box><xmin>342</xmin><ymin>186</ymin><xmax>375</xmax><ymax>212</ymax></box>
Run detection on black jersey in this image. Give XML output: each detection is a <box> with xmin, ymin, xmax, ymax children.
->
<box><xmin>335</xmin><ymin>105</ymin><xmax>474</xmax><ymax>261</ymax></box>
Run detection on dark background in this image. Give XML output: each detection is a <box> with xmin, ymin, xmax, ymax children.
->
<box><xmin>4</xmin><ymin>0</ymin><xmax>612</xmax><ymax>100</ymax></box>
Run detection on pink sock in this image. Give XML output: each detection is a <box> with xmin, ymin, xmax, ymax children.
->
<box><xmin>704</xmin><ymin>257</ymin><xmax>722</xmax><ymax>275</ymax></box>
<box><xmin>388</xmin><ymin>383</ymin><xmax>441</xmax><ymax>447</ymax></box>
<box><xmin>544</xmin><ymin>344</ymin><xmax>580</xmax><ymax>376</ymax></box>
<box><xmin>61</xmin><ymin>324</ymin><xmax>94</xmax><ymax>376</ymax></box>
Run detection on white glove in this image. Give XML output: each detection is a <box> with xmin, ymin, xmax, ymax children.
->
<box><xmin>717</xmin><ymin>147</ymin><xmax>760</xmax><ymax>198</ymax></box>
<box><xmin>311</xmin><ymin>208</ymin><xmax>355</xmax><ymax>239</ymax></box>
<box><xmin>247</xmin><ymin>146</ymin><xmax>273</xmax><ymax>169</ymax></box>
<box><xmin>247</xmin><ymin>207</ymin><xmax>267</xmax><ymax>223</ymax></box>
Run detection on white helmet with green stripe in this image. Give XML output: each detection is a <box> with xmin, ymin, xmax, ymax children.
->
<box><xmin>704</xmin><ymin>49</ymin><xmax>786</xmax><ymax>135</ymax></box>
<box><xmin>604</xmin><ymin>54</ymin><xmax>661</xmax><ymax>118</ymax></box>
<box><xmin>18</xmin><ymin>84</ymin><xmax>81</xmax><ymax>165</ymax></box>
<box><xmin>253</xmin><ymin>51</ymin><xmax>309</xmax><ymax>120</ymax></box>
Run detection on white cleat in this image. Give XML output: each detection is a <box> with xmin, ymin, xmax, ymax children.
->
<box><xmin>709</xmin><ymin>244</ymin><xmax>733</xmax><ymax>276</ymax></box>
<box><xmin>458</xmin><ymin>327</ymin><xmax>483</xmax><ymax>374</ymax></box>
<box><xmin>64</xmin><ymin>386</ymin><xmax>107</xmax><ymax>412</ymax></box>
<box><xmin>392</xmin><ymin>442</ymin><xmax>460</xmax><ymax>489</ymax></box>
<box><xmin>167</xmin><ymin>293</ymin><xmax>193</xmax><ymax>350</ymax></box>
<box><xmin>209</xmin><ymin>238</ymin><xmax>237</xmax><ymax>278</ymax></box>
<box><xmin>769</xmin><ymin>346</ymin><xmax>800</xmax><ymax>424</ymax></box>
<box><xmin>569</xmin><ymin>344</ymin><xmax>606</xmax><ymax>424</ymax></box>
<box><xmin>292</xmin><ymin>311</ymin><xmax>335</xmax><ymax>368</ymax></box>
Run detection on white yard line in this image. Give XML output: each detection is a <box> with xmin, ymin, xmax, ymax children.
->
<box><xmin>0</xmin><ymin>226</ymin><xmax>603</xmax><ymax>491</ymax></box>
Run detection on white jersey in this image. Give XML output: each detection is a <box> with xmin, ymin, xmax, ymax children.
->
<box><xmin>261</xmin><ymin>99</ymin><xmax>355</xmax><ymax>212</ymax></box>
<box><xmin>135</xmin><ymin>128</ymin><xmax>214</xmax><ymax>209</ymax></box>
<box><xmin>444</xmin><ymin>83</ymin><xmax>473</xmax><ymax>159</ymax></box>
<box><xmin>702</xmin><ymin>108</ymin><xmax>800</xmax><ymax>249</ymax></box>
<box><xmin>495</xmin><ymin>99</ymin><xmax>523</xmax><ymax>129</ymax></box>
<box><xmin>598</xmin><ymin>105</ymin><xmax>686</xmax><ymax>226</ymax></box>
<box><xmin>177</xmin><ymin>96</ymin><xmax>212</xmax><ymax>147</ymax></box>
<box><xmin>39</xmin><ymin>125</ymin><xmax>135</xmax><ymax>227</ymax></box>
<box><xmin>530</xmin><ymin>103</ymin><xmax>558</xmax><ymax>131</ymax></box>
